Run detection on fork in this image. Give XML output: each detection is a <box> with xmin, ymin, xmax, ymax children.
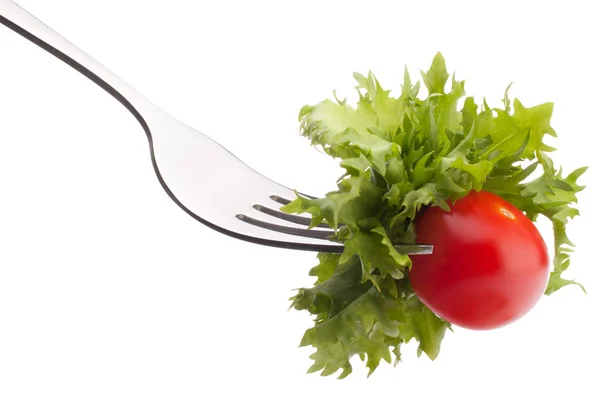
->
<box><xmin>0</xmin><ymin>1</ymin><xmax>432</xmax><ymax>255</ymax></box>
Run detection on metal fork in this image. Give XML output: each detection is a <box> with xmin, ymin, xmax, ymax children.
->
<box><xmin>0</xmin><ymin>1</ymin><xmax>432</xmax><ymax>255</ymax></box>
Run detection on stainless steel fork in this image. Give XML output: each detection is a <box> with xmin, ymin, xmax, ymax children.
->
<box><xmin>0</xmin><ymin>1</ymin><xmax>432</xmax><ymax>255</ymax></box>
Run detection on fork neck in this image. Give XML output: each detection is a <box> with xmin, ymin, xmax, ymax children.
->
<box><xmin>0</xmin><ymin>1</ymin><xmax>155</xmax><ymax>128</ymax></box>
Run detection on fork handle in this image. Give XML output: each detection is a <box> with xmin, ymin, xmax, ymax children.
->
<box><xmin>0</xmin><ymin>0</ymin><xmax>153</xmax><ymax>122</ymax></box>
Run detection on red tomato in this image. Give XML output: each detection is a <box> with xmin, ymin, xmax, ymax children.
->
<box><xmin>408</xmin><ymin>190</ymin><xmax>550</xmax><ymax>330</ymax></box>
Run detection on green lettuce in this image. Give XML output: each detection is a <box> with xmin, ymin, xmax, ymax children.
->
<box><xmin>283</xmin><ymin>53</ymin><xmax>586</xmax><ymax>378</ymax></box>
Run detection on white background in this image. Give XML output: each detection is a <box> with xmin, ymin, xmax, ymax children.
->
<box><xmin>0</xmin><ymin>1</ymin><xmax>598</xmax><ymax>399</ymax></box>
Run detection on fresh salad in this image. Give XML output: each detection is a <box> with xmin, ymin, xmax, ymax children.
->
<box><xmin>283</xmin><ymin>53</ymin><xmax>586</xmax><ymax>378</ymax></box>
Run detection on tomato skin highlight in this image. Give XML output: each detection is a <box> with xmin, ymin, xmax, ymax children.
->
<box><xmin>408</xmin><ymin>191</ymin><xmax>550</xmax><ymax>330</ymax></box>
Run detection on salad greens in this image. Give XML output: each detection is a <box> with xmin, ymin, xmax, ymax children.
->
<box><xmin>283</xmin><ymin>53</ymin><xmax>586</xmax><ymax>378</ymax></box>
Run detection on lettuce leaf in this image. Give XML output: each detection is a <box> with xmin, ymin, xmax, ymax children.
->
<box><xmin>284</xmin><ymin>53</ymin><xmax>586</xmax><ymax>378</ymax></box>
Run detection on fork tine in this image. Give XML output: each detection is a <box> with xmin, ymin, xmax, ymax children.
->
<box><xmin>235</xmin><ymin>211</ymin><xmax>433</xmax><ymax>255</ymax></box>
<box><xmin>235</xmin><ymin>214</ymin><xmax>336</xmax><ymax>240</ymax></box>
<box><xmin>269</xmin><ymin>192</ymin><xmax>318</xmax><ymax>205</ymax></box>
<box><xmin>269</xmin><ymin>194</ymin><xmax>292</xmax><ymax>205</ymax></box>
<box><xmin>252</xmin><ymin>204</ymin><xmax>330</xmax><ymax>228</ymax></box>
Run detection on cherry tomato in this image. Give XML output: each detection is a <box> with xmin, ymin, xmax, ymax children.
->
<box><xmin>408</xmin><ymin>190</ymin><xmax>550</xmax><ymax>330</ymax></box>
